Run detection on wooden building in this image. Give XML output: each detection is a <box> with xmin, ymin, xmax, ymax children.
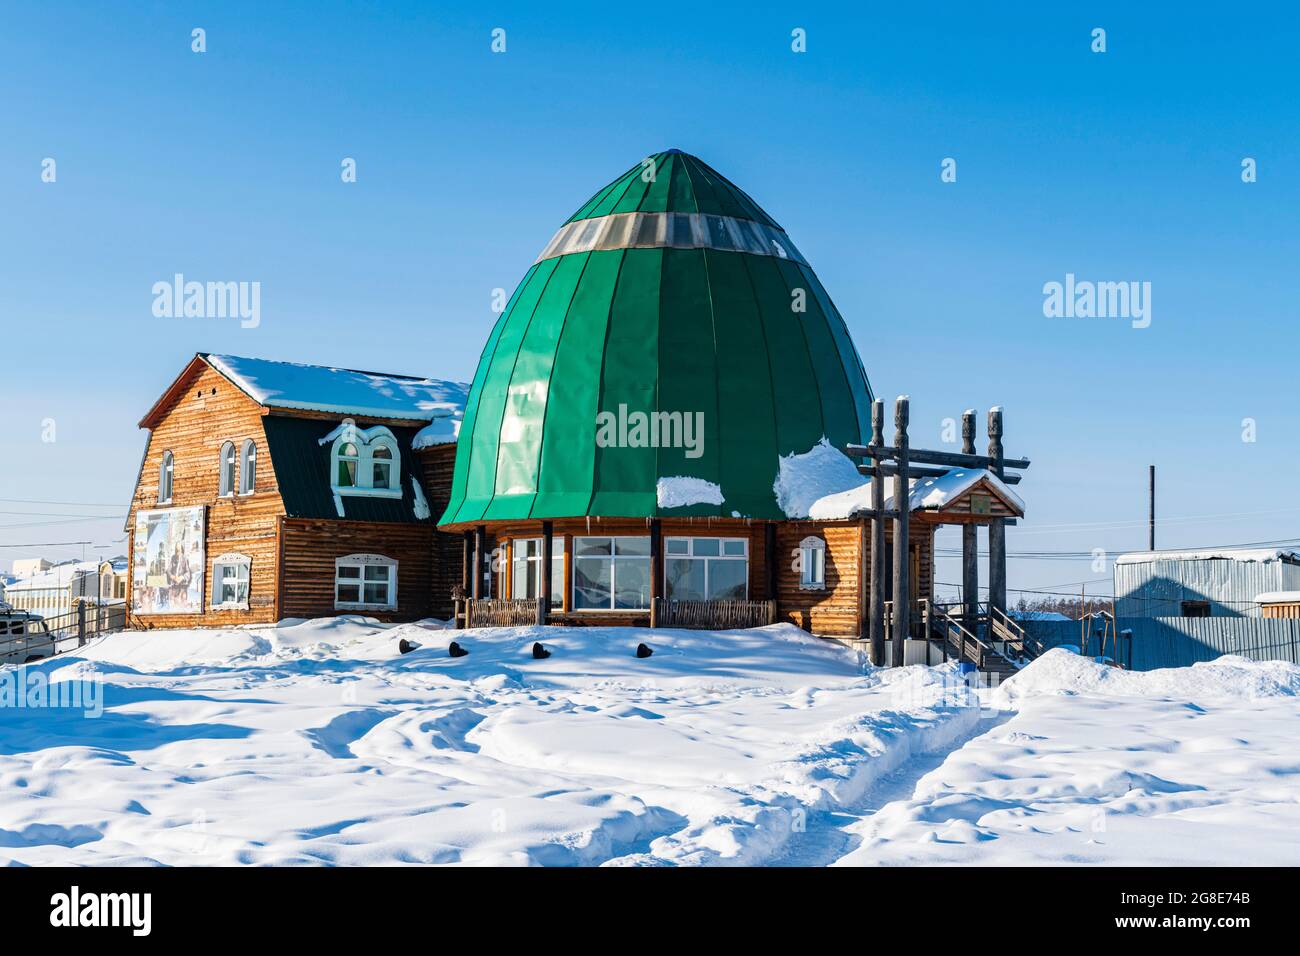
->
<box><xmin>124</xmin><ymin>353</ymin><xmax>467</xmax><ymax>629</ymax></box>
<box><xmin>437</xmin><ymin>150</ymin><xmax>1030</xmax><ymax>668</ymax></box>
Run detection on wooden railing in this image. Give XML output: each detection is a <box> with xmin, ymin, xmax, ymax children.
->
<box><xmin>655</xmin><ymin>598</ymin><xmax>777</xmax><ymax>630</ymax></box>
<box><xmin>462</xmin><ymin>598</ymin><xmax>539</xmax><ymax>628</ymax></box>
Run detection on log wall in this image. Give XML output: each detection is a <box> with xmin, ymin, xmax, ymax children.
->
<box><xmin>126</xmin><ymin>363</ymin><xmax>283</xmax><ymax>629</ymax></box>
<box><xmin>414</xmin><ymin>442</ymin><xmax>462</xmax><ymax>620</ymax></box>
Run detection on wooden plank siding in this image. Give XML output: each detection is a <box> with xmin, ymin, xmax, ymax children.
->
<box><xmin>414</xmin><ymin>443</ymin><xmax>464</xmax><ymax>620</ymax></box>
<box><xmin>126</xmin><ymin>363</ymin><xmax>284</xmax><ymax>629</ymax></box>
<box><xmin>278</xmin><ymin>519</ymin><xmax>433</xmax><ymax>621</ymax></box>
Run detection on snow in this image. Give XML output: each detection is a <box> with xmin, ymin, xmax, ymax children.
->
<box><xmin>834</xmin><ymin>648</ymin><xmax>1300</xmax><ymax>865</ymax></box>
<box><xmin>410</xmin><ymin>476</ymin><xmax>431</xmax><ymax>520</ymax></box>
<box><xmin>5</xmin><ymin>627</ymin><xmax>1297</xmax><ymax>867</ymax></box>
<box><xmin>773</xmin><ymin>438</ymin><xmax>864</xmax><ymax>518</ymax></box>
<box><xmin>656</xmin><ymin>476</ymin><xmax>724</xmax><ymax>509</ymax></box>
<box><xmin>1115</xmin><ymin>547</ymin><xmax>1300</xmax><ymax>565</ymax></box>
<box><xmin>207</xmin><ymin>354</ymin><xmax>468</xmax><ymax>422</ymax></box>
<box><xmin>0</xmin><ymin>618</ymin><xmax>982</xmax><ymax>866</ymax></box>
<box><xmin>1010</xmin><ymin>609</ymin><xmax>1072</xmax><ymax>622</ymax></box>
<box><xmin>1255</xmin><ymin>591</ymin><xmax>1300</xmax><ymax>604</ymax></box>
<box><xmin>411</xmin><ymin>414</ymin><xmax>462</xmax><ymax>449</ymax></box>
<box><xmin>4</xmin><ymin>560</ymin><xmax>99</xmax><ymax>593</ymax></box>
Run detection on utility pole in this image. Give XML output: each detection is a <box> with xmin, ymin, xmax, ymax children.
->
<box><xmin>1148</xmin><ymin>465</ymin><xmax>1155</xmax><ymax>551</ymax></box>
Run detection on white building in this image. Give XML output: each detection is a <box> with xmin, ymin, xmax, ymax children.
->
<box><xmin>2</xmin><ymin>561</ymin><xmax>101</xmax><ymax>619</ymax></box>
<box><xmin>11</xmin><ymin>557</ymin><xmax>53</xmax><ymax>579</ymax></box>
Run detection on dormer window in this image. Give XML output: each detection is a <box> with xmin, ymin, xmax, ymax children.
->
<box><xmin>325</xmin><ymin>422</ymin><xmax>402</xmax><ymax>502</ymax></box>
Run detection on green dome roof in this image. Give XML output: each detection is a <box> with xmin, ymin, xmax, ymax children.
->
<box><xmin>440</xmin><ymin>150</ymin><xmax>875</xmax><ymax>525</ymax></box>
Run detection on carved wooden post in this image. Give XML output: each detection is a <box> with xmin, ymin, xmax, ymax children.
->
<box><xmin>459</xmin><ymin>530</ymin><xmax>473</xmax><ymax>629</ymax></box>
<box><xmin>538</xmin><ymin>520</ymin><xmax>553</xmax><ymax>626</ymax></box>
<box><xmin>472</xmin><ymin>525</ymin><xmax>485</xmax><ymax>602</ymax></box>
<box><xmin>987</xmin><ymin>408</ymin><xmax>1007</xmax><ymax>622</ymax></box>
<box><xmin>961</xmin><ymin>410</ymin><xmax>979</xmax><ymax>637</ymax></box>
<box><xmin>892</xmin><ymin>397</ymin><xmax>910</xmax><ymax>668</ymax></box>
<box><xmin>868</xmin><ymin>400</ymin><xmax>886</xmax><ymax>667</ymax></box>
<box><xmin>649</xmin><ymin>518</ymin><xmax>663</xmax><ymax>627</ymax></box>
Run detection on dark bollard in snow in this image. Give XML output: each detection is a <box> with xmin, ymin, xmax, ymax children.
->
<box><xmin>532</xmin><ymin>642</ymin><xmax>551</xmax><ymax>659</ymax></box>
<box><xmin>448</xmin><ymin>641</ymin><xmax>469</xmax><ymax>658</ymax></box>
<box><xmin>398</xmin><ymin>638</ymin><xmax>420</xmax><ymax>655</ymax></box>
<box><xmin>636</xmin><ymin>643</ymin><xmax>653</xmax><ymax>658</ymax></box>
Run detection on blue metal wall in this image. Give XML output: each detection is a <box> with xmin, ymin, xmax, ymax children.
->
<box><xmin>1113</xmin><ymin>557</ymin><xmax>1300</xmax><ymax>617</ymax></box>
<box><xmin>1024</xmin><ymin>616</ymin><xmax>1300</xmax><ymax>670</ymax></box>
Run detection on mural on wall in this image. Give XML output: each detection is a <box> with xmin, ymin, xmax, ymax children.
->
<box><xmin>132</xmin><ymin>506</ymin><xmax>205</xmax><ymax>614</ymax></box>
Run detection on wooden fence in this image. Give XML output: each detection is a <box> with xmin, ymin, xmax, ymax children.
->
<box><xmin>655</xmin><ymin>598</ymin><xmax>777</xmax><ymax>630</ymax></box>
<box><xmin>462</xmin><ymin>598</ymin><xmax>539</xmax><ymax>628</ymax></box>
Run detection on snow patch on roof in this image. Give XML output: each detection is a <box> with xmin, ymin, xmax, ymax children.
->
<box><xmin>207</xmin><ymin>354</ymin><xmax>469</xmax><ymax>421</ymax></box>
<box><xmin>1255</xmin><ymin>591</ymin><xmax>1300</xmax><ymax>604</ymax></box>
<box><xmin>657</xmin><ymin>476</ymin><xmax>724</xmax><ymax>509</ymax></box>
<box><xmin>412</xmin><ymin>413</ymin><xmax>462</xmax><ymax>449</ymax></box>
<box><xmin>1115</xmin><ymin>548</ymin><xmax>1300</xmax><ymax>566</ymax></box>
<box><xmin>774</xmin><ymin>438</ymin><xmax>865</xmax><ymax>518</ymax></box>
<box><xmin>410</xmin><ymin>476</ymin><xmax>431</xmax><ymax>520</ymax></box>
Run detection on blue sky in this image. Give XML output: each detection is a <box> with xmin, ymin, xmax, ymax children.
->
<box><xmin>3</xmin><ymin>2</ymin><xmax>1298</xmax><ymax>602</ymax></box>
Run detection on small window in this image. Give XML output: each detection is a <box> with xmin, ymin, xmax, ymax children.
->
<box><xmin>336</xmin><ymin>443</ymin><xmax>359</xmax><ymax>487</ymax></box>
<box><xmin>799</xmin><ymin>536</ymin><xmax>827</xmax><ymax>590</ymax></box>
<box><xmin>371</xmin><ymin>443</ymin><xmax>393</xmax><ymax>489</ymax></box>
<box><xmin>159</xmin><ymin>450</ymin><xmax>174</xmax><ymax>504</ymax></box>
<box><xmin>219</xmin><ymin>441</ymin><xmax>236</xmax><ymax>497</ymax></box>
<box><xmin>211</xmin><ymin>553</ymin><xmax>251</xmax><ymax>609</ymax></box>
<box><xmin>1181</xmin><ymin>600</ymin><xmax>1211</xmax><ymax>618</ymax></box>
<box><xmin>239</xmin><ymin>440</ymin><xmax>257</xmax><ymax>494</ymax></box>
<box><xmin>335</xmin><ymin>554</ymin><xmax>397</xmax><ymax>610</ymax></box>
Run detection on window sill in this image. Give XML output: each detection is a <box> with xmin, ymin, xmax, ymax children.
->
<box><xmin>798</xmin><ymin>584</ymin><xmax>827</xmax><ymax>592</ymax></box>
<box><xmin>332</xmin><ymin>486</ymin><xmax>403</xmax><ymax>499</ymax></box>
<box><xmin>211</xmin><ymin>602</ymin><xmax>250</xmax><ymax>612</ymax></box>
<box><xmin>335</xmin><ymin>602</ymin><xmax>397</xmax><ymax>612</ymax></box>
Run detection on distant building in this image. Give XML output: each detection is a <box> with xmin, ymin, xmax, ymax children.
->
<box><xmin>3</xmin><ymin>561</ymin><xmax>101</xmax><ymax>619</ymax></box>
<box><xmin>1114</xmin><ymin>548</ymin><xmax>1300</xmax><ymax>618</ymax></box>
<box><xmin>11</xmin><ymin>557</ymin><xmax>53</xmax><ymax>579</ymax></box>
<box><xmin>98</xmin><ymin>557</ymin><xmax>129</xmax><ymax>603</ymax></box>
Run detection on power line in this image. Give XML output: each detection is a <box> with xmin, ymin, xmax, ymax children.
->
<box><xmin>0</xmin><ymin>497</ymin><xmax>125</xmax><ymax>508</ymax></box>
<box><xmin>0</xmin><ymin>541</ymin><xmax>93</xmax><ymax>548</ymax></box>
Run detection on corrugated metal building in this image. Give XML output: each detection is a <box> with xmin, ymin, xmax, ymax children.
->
<box><xmin>1114</xmin><ymin>548</ymin><xmax>1300</xmax><ymax>618</ymax></box>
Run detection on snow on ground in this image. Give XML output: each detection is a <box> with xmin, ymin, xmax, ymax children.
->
<box><xmin>835</xmin><ymin>649</ymin><xmax>1300</xmax><ymax>865</ymax></box>
<box><xmin>5</xmin><ymin>629</ymin><xmax>1297</xmax><ymax>867</ymax></box>
<box><xmin>0</xmin><ymin>618</ymin><xmax>982</xmax><ymax>866</ymax></box>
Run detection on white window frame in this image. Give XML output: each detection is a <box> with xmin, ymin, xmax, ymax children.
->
<box><xmin>239</xmin><ymin>439</ymin><xmax>257</xmax><ymax>495</ymax></box>
<box><xmin>799</xmin><ymin>535</ymin><xmax>827</xmax><ymax>590</ymax></box>
<box><xmin>572</xmin><ymin>536</ymin><xmax>651</xmax><ymax>611</ymax></box>
<box><xmin>159</xmin><ymin>450</ymin><xmax>174</xmax><ymax>504</ymax></box>
<box><xmin>328</xmin><ymin>424</ymin><xmax>403</xmax><ymax>501</ymax></box>
<box><xmin>219</xmin><ymin>441</ymin><xmax>236</xmax><ymax>497</ymax></box>
<box><xmin>664</xmin><ymin>536</ymin><xmax>750</xmax><ymax>602</ymax></box>
<box><xmin>334</xmin><ymin>553</ymin><xmax>398</xmax><ymax>611</ymax></box>
<box><xmin>510</xmin><ymin>537</ymin><xmax>565</xmax><ymax>604</ymax></box>
<box><xmin>211</xmin><ymin>552</ymin><xmax>252</xmax><ymax>610</ymax></box>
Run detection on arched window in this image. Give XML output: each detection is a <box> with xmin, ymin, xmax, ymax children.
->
<box><xmin>219</xmin><ymin>441</ymin><xmax>236</xmax><ymax>497</ymax></box>
<box><xmin>799</xmin><ymin>536</ymin><xmax>827</xmax><ymax>590</ymax></box>
<box><xmin>159</xmin><ymin>450</ymin><xmax>174</xmax><ymax>504</ymax></box>
<box><xmin>335</xmin><ymin>442</ymin><xmax>359</xmax><ymax>487</ymax></box>
<box><xmin>239</xmin><ymin>439</ymin><xmax>257</xmax><ymax>494</ymax></box>
<box><xmin>327</xmin><ymin>423</ymin><xmax>402</xmax><ymax>501</ymax></box>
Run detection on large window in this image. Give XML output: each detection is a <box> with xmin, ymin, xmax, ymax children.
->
<box><xmin>219</xmin><ymin>441</ymin><xmax>236</xmax><ymax>497</ymax></box>
<box><xmin>573</xmin><ymin>536</ymin><xmax>650</xmax><ymax>610</ymax></box>
<box><xmin>328</xmin><ymin>423</ymin><xmax>402</xmax><ymax>500</ymax></box>
<box><xmin>511</xmin><ymin>538</ymin><xmax>564</xmax><ymax>604</ymax></box>
<box><xmin>159</xmin><ymin>450</ymin><xmax>174</xmax><ymax>504</ymax></box>
<box><xmin>335</xmin><ymin>553</ymin><xmax>397</xmax><ymax>610</ymax></box>
<box><xmin>665</xmin><ymin>537</ymin><xmax>749</xmax><ymax>602</ymax></box>
<box><xmin>211</xmin><ymin>553</ymin><xmax>251</xmax><ymax>609</ymax></box>
<box><xmin>799</xmin><ymin>536</ymin><xmax>827</xmax><ymax>590</ymax></box>
<box><xmin>239</xmin><ymin>439</ymin><xmax>257</xmax><ymax>494</ymax></box>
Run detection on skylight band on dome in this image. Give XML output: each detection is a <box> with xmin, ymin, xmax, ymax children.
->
<box><xmin>535</xmin><ymin>212</ymin><xmax>807</xmax><ymax>265</ymax></box>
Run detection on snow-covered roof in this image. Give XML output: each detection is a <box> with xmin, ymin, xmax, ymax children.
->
<box><xmin>657</xmin><ymin>476</ymin><xmax>725</xmax><ymax>509</ymax></box>
<box><xmin>5</xmin><ymin>560</ymin><xmax>99</xmax><ymax>592</ymax></box>
<box><xmin>776</xmin><ymin>439</ymin><xmax>1023</xmax><ymax>521</ymax></box>
<box><xmin>205</xmin><ymin>354</ymin><xmax>469</xmax><ymax>422</ymax></box>
<box><xmin>1255</xmin><ymin>591</ymin><xmax>1300</xmax><ymax>604</ymax></box>
<box><xmin>411</xmin><ymin>414</ymin><xmax>462</xmax><ymax>449</ymax></box>
<box><xmin>1115</xmin><ymin>548</ymin><xmax>1300</xmax><ymax>566</ymax></box>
